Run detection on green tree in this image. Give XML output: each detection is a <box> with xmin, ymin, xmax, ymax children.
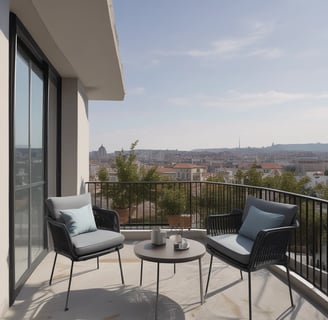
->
<box><xmin>268</xmin><ymin>172</ymin><xmax>310</xmax><ymax>194</ymax></box>
<box><xmin>234</xmin><ymin>169</ymin><xmax>244</xmax><ymax>184</ymax></box>
<box><xmin>158</xmin><ymin>187</ymin><xmax>187</xmax><ymax>216</ymax></box>
<box><xmin>207</xmin><ymin>173</ymin><xmax>225</xmax><ymax>182</ymax></box>
<box><xmin>234</xmin><ymin>166</ymin><xmax>312</xmax><ymax>196</ymax></box>
<box><xmin>322</xmin><ymin>185</ymin><xmax>328</xmax><ymax>200</ymax></box>
<box><xmin>262</xmin><ymin>172</ymin><xmax>281</xmax><ymax>189</ymax></box>
<box><xmin>110</xmin><ymin>140</ymin><xmax>162</xmax><ymax>209</ymax></box>
<box><xmin>140</xmin><ymin>165</ymin><xmax>161</xmax><ymax>181</ymax></box>
<box><xmin>244</xmin><ymin>164</ymin><xmax>262</xmax><ymax>186</ymax></box>
<box><xmin>112</xmin><ymin>140</ymin><xmax>139</xmax><ymax>183</ymax></box>
<box><xmin>284</xmin><ymin>165</ymin><xmax>296</xmax><ymax>173</ymax></box>
<box><xmin>296</xmin><ymin>176</ymin><xmax>311</xmax><ymax>194</ymax></box>
<box><xmin>97</xmin><ymin>166</ymin><xmax>109</xmax><ymax>181</ymax></box>
<box><xmin>97</xmin><ymin>167</ymin><xmax>110</xmax><ymax>197</ymax></box>
<box><xmin>313</xmin><ymin>182</ymin><xmax>325</xmax><ymax>198</ymax></box>
<box><xmin>279</xmin><ymin>172</ymin><xmax>298</xmax><ymax>192</ymax></box>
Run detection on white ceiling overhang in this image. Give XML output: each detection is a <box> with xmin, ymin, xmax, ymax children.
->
<box><xmin>10</xmin><ymin>0</ymin><xmax>125</xmax><ymax>100</ymax></box>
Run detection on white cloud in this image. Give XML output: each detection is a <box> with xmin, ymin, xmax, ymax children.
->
<box><xmin>157</xmin><ymin>21</ymin><xmax>282</xmax><ymax>60</ymax></box>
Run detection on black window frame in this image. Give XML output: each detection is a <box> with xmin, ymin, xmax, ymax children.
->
<box><xmin>9</xmin><ymin>13</ymin><xmax>62</xmax><ymax>305</ymax></box>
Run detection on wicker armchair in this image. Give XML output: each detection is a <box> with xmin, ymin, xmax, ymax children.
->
<box><xmin>46</xmin><ymin>193</ymin><xmax>125</xmax><ymax>310</ymax></box>
<box><xmin>205</xmin><ymin>195</ymin><xmax>298</xmax><ymax>320</ymax></box>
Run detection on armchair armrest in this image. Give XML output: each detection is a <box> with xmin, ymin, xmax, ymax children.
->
<box><xmin>206</xmin><ymin>209</ymin><xmax>243</xmax><ymax>236</ymax></box>
<box><xmin>249</xmin><ymin>221</ymin><xmax>299</xmax><ymax>270</ymax></box>
<box><xmin>92</xmin><ymin>206</ymin><xmax>121</xmax><ymax>232</ymax></box>
<box><xmin>48</xmin><ymin>218</ymin><xmax>76</xmax><ymax>259</ymax></box>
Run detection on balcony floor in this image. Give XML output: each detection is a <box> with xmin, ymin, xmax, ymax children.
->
<box><xmin>3</xmin><ymin>240</ymin><xmax>328</xmax><ymax>320</ymax></box>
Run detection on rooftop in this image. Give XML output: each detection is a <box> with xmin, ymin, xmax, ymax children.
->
<box><xmin>174</xmin><ymin>163</ymin><xmax>207</xmax><ymax>169</ymax></box>
<box><xmin>3</xmin><ymin>234</ymin><xmax>328</xmax><ymax>320</ymax></box>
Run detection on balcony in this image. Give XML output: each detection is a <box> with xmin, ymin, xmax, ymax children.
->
<box><xmin>86</xmin><ymin>181</ymin><xmax>328</xmax><ymax>291</ymax></box>
<box><xmin>4</xmin><ymin>181</ymin><xmax>328</xmax><ymax>319</ymax></box>
<box><xmin>86</xmin><ymin>182</ymin><xmax>328</xmax><ymax>306</ymax></box>
<box><xmin>3</xmin><ymin>240</ymin><xmax>327</xmax><ymax>319</ymax></box>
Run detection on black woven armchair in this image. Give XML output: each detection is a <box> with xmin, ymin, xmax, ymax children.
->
<box><xmin>46</xmin><ymin>193</ymin><xmax>125</xmax><ymax>311</ymax></box>
<box><xmin>205</xmin><ymin>195</ymin><xmax>298</xmax><ymax>320</ymax></box>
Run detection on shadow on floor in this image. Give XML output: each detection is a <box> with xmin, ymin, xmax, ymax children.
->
<box><xmin>6</xmin><ymin>283</ymin><xmax>185</xmax><ymax>320</ymax></box>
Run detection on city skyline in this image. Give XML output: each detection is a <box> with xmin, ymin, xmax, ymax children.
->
<box><xmin>91</xmin><ymin>142</ymin><xmax>328</xmax><ymax>155</ymax></box>
<box><xmin>90</xmin><ymin>0</ymin><xmax>328</xmax><ymax>153</ymax></box>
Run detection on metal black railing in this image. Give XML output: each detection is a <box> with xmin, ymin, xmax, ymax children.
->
<box><xmin>86</xmin><ymin>181</ymin><xmax>328</xmax><ymax>296</ymax></box>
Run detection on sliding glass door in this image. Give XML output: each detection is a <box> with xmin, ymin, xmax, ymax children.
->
<box><xmin>9</xmin><ymin>14</ymin><xmax>61</xmax><ymax>304</ymax></box>
<box><xmin>13</xmin><ymin>49</ymin><xmax>45</xmax><ymax>283</ymax></box>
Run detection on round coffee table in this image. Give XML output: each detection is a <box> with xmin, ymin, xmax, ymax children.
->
<box><xmin>134</xmin><ymin>238</ymin><xmax>206</xmax><ymax>318</ymax></box>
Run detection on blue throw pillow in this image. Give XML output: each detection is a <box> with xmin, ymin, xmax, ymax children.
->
<box><xmin>238</xmin><ymin>205</ymin><xmax>285</xmax><ymax>240</ymax></box>
<box><xmin>61</xmin><ymin>204</ymin><xmax>97</xmax><ymax>236</ymax></box>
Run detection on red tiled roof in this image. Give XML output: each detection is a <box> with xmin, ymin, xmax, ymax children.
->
<box><xmin>157</xmin><ymin>166</ymin><xmax>176</xmax><ymax>173</ymax></box>
<box><xmin>260</xmin><ymin>163</ymin><xmax>283</xmax><ymax>169</ymax></box>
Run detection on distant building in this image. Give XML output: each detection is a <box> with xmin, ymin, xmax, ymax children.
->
<box><xmin>89</xmin><ymin>161</ymin><xmax>99</xmax><ymax>181</ymax></box>
<box><xmin>294</xmin><ymin>157</ymin><xmax>328</xmax><ymax>173</ymax></box>
<box><xmin>259</xmin><ymin>163</ymin><xmax>283</xmax><ymax>177</ymax></box>
<box><xmin>98</xmin><ymin>144</ymin><xmax>108</xmax><ymax>160</ymax></box>
<box><xmin>305</xmin><ymin>171</ymin><xmax>328</xmax><ymax>188</ymax></box>
<box><xmin>173</xmin><ymin>163</ymin><xmax>207</xmax><ymax>181</ymax></box>
<box><xmin>238</xmin><ymin>162</ymin><xmax>256</xmax><ymax>170</ymax></box>
<box><xmin>90</xmin><ymin>144</ymin><xmax>109</xmax><ymax>161</ymax></box>
<box><xmin>157</xmin><ymin>166</ymin><xmax>177</xmax><ymax>180</ymax></box>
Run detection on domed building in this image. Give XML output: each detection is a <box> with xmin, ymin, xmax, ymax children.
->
<box><xmin>98</xmin><ymin>144</ymin><xmax>107</xmax><ymax>160</ymax></box>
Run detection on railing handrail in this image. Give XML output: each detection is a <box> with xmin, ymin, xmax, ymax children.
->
<box><xmin>90</xmin><ymin>179</ymin><xmax>328</xmax><ymax>203</ymax></box>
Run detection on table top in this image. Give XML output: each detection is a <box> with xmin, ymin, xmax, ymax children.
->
<box><xmin>134</xmin><ymin>238</ymin><xmax>206</xmax><ymax>264</ymax></box>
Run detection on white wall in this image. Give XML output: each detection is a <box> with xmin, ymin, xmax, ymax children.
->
<box><xmin>61</xmin><ymin>78</ymin><xmax>89</xmax><ymax>195</ymax></box>
<box><xmin>305</xmin><ymin>172</ymin><xmax>328</xmax><ymax>188</ymax></box>
<box><xmin>77</xmin><ymin>81</ymin><xmax>89</xmax><ymax>194</ymax></box>
<box><xmin>0</xmin><ymin>0</ymin><xmax>10</xmax><ymax>316</ymax></box>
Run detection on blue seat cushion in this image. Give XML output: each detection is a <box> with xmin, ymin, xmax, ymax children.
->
<box><xmin>238</xmin><ymin>205</ymin><xmax>285</xmax><ymax>241</ymax></box>
<box><xmin>61</xmin><ymin>203</ymin><xmax>97</xmax><ymax>236</ymax></box>
<box><xmin>243</xmin><ymin>195</ymin><xmax>297</xmax><ymax>226</ymax></box>
<box><xmin>72</xmin><ymin>229</ymin><xmax>125</xmax><ymax>256</ymax></box>
<box><xmin>206</xmin><ymin>234</ymin><xmax>254</xmax><ymax>265</ymax></box>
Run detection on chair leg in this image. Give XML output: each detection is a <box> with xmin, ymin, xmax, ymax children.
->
<box><xmin>248</xmin><ymin>272</ymin><xmax>252</xmax><ymax>320</ymax></box>
<box><xmin>65</xmin><ymin>261</ymin><xmax>74</xmax><ymax>311</ymax></box>
<box><xmin>205</xmin><ymin>254</ymin><xmax>213</xmax><ymax>294</ymax></box>
<box><xmin>49</xmin><ymin>253</ymin><xmax>58</xmax><ymax>286</ymax></box>
<box><xmin>286</xmin><ymin>265</ymin><xmax>294</xmax><ymax>307</ymax></box>
<box><xmin>97</xmin><ymin>256</ymin><xmax>99</xmax><ymax>269</ymax></box>
<box><xmin>139</xmin><ymin>259</ymin><xmax>143</xmax><ymax>286</ymax></box>
<box><xmin>240</xmin><ymin>270</ymin><xmax>243</xmax><ymax>280</ymax></box>
<box><xmin>117</xmin><ymin>249</ymin><xmax>125</xmax><ymax>285</ymax></box>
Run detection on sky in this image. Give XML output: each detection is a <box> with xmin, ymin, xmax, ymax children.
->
<box><xmin>89</xmin><ymin>0</ymin><xmax>328</xmax><ymax>153</ymax></box>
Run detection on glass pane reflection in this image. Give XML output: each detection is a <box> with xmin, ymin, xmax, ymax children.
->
<box><xmin>31</xmin><ymin>185</ymin><xmax>44</xmax><ymax>260</ymax></box>
<box><xmin>31</xmin><ymin>64</ymin><xmax>44</xmax><ymax>183</ymax></box>
<box><xmin>14</xmin><ymin>189</ymin><xmax>29</xmax><ymax>281</ymax></box>
<box><xmin>14</xmin><ymin>50</ymin><xmax>45</xmax><ymax>285</ymax></box>
<box><xmin>15</xmin><ymin>52</ymin><xmax>30</xmax><ymax>187</ymax></box>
